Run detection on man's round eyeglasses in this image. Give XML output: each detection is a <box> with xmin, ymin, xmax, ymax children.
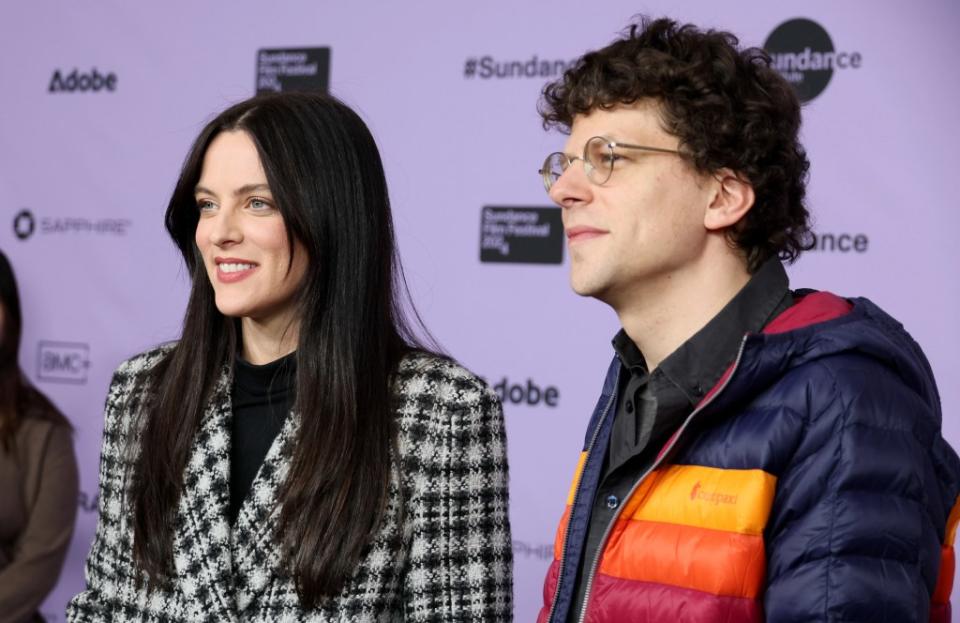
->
<box><xmin>539</xmin><ymin>136</ymin><xmax>681</xmax><ymax>193</ymax></box>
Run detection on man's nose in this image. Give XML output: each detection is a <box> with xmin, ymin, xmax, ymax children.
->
<box><xmin>549</xmin><ymin>158</ymin><xmax>593</xmax><ymax>209</ymax></box>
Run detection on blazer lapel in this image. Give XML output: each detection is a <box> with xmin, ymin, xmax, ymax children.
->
<box><xmin>173</xmin><ymin>367</ymin><xmax>238</xmax><ymax>621</ymax></box>
<box><xmin>231</xmin><ymin>411</ymin><xmax>300</xmax><ymax>614</ymax></box>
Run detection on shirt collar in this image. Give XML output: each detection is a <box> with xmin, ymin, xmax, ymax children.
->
<box><xmin>612</xmin><ymin>257</ymin><xmax>791</xmax><ymax>403</ymax></box>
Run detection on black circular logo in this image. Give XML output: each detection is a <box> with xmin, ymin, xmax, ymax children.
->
<box><xmin>765</xmin><ymin>18</ymin><xmax>835</xmax><ymax>103</ymax></box>
<box><xmin>13</xmin><ymin>209</ymin><xmax>35</xmax><ymax>240</ymax></box>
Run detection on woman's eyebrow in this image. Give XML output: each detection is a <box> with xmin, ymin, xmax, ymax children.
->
<box><xmin>194</xmin><ymin>183</ymin><xmax>272</xmax><ymax>197</ymax></box>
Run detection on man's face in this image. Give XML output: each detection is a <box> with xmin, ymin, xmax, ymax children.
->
<box><xmin>548</xmin><ymin>100</ymin><xmax>716</xmax><ymax>307</ymax></box>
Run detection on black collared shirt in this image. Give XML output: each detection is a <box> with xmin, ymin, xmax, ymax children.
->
<box><xmin>566</xmin><ymin>258</ymin><xmax>793</xmax><ymax>622</ymax></box>
<box><xmin>229</xmin><ymin>352</ymin><xmax>296</xmax><ymax>525</ymax></box>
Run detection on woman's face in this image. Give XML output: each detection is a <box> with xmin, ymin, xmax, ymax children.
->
<box><xmin>194</xmin><ymin>130</ymin><xmax>308</xmax><ymax>324</ymax></box>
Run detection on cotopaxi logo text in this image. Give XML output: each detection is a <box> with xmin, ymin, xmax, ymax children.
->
<box><xmin>690</xmin><ymin>481</ymin><xmax>738</xmax><ymax>505</ymax></box>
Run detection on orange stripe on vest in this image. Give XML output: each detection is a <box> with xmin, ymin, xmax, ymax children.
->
<box><xmin>553</xmin><ymin>461</ymin><xmax>777</xmax><ymax>597</ymax></box>
<box><xmin>601</xmin><ymin>520</ymin><xmax>766</xmax><ymax>598</ymax></box>
<box><xmin>932</xmin><ymin>494</ymin><xmax>960</xmax><ymax>606</ymax></box>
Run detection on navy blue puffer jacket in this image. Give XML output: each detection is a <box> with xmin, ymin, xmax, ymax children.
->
<box><xmin>540</xmin><ymin>292</ymin><xmax>960</xmax><ymax>623</ymax></box>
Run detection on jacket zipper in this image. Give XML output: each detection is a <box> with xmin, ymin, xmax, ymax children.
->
<box><xmin>574</xmin><ymin>335</ymin><xmax>750</xmax><ymax>623</ymax></box>
<box><xmin>546</xmin><ymin>368</ymin><xmax>620</xmax><ymax>623</ymax></box>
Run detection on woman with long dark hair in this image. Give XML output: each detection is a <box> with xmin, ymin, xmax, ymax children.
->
<box><xmin>0</xmin><ymin>250</ymin><xmax>78</xmax><ymax>623</ymax></box>
<box><xmin>66</xmin><ymin>92</ymin><xmax>512</xmax><ymax>622</ymax></box>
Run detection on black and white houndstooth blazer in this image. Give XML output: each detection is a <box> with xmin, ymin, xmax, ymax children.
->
<box><xmin>67</xmin><ymin>345</ymin><xmax>513</xmax><ymax>622</ymax></box>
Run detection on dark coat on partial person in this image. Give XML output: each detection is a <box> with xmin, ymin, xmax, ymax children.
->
<box><xmin>0</xmin><ymin>414</ymin><xmax>79</xmax><ymax>623</ymax></box>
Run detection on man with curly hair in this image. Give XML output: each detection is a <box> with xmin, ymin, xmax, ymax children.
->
<box><xmin>536</xmin><ymin>17</ymin><xmax>960</xmax><ymax>623</ymax></box>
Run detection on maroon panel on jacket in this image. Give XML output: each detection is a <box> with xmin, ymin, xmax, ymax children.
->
<box><xmin>930</xmin><ymin>603</ymin><xmax>951</xmax><ymax>623</ymax></box>
<box><xmin>538</xmin><ymin>559</ymin><xmax>561</xmax><ymax>623</ymax></box>
<box><xmin>580</xmin><ymin>573</ymin><xmax>763</xmax><ymax>623</ymax></box>
<box><xmin>762</xmin><ymin>291</ymin><xmax>852</xmax><ymax>335</ymax></box>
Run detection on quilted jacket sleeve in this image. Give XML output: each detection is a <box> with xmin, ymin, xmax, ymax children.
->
<box><xmin>763</xmin><ymin>355</ymin><xmax>960</xmax><ymax>622</ymax></box>
<box><xmin>400</xmin><ymin>364</ymin><xmax>513</xmax><ymax>622</ymax></box>
<box><xmin>66</xmin><ymin>362</ymin><xmax>148</xmax><ymax>622</ymax></box>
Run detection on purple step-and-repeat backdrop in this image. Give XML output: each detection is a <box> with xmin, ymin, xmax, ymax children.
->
<box><xmin>2</xmin><ymin>1</ymin><xmax>959</xmax><ymax>620</ymax></box>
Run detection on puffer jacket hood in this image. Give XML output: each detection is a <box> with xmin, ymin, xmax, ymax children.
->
<box><xmin>729</xmin><ymin>292</ymin><xmax>941</xmax><ymax>421</ymax></box>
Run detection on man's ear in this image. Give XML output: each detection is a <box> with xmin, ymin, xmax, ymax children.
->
<box><xmin>704</xmin><ymin>169</ymin><xmax>755</xmax><ymax>231</ymax></box>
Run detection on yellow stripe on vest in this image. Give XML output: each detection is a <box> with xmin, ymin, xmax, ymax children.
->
<box><xmin>622</xmin><ymin>464</ymin><xmax>777</xmax><ymax>535</ymax></box>
<box><xmin>566</xmin><ymin>452</ymin><xmax>588</xmax><ymax>506</ymax></box>
<box><xmin>946</xmin><ymin>494</ymin><xmax>960</xmax><ymax>547</ymax></box>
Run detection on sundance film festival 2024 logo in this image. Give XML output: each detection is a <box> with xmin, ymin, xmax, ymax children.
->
<box><xmin>479</xmin><ymin>206</ymin><xmax>563</xmax><ymax>264</ymax></box>
<box><xmin>764</xmin><ymin>18</ymin><xmax>862</xmax><ymax>102</ymax></box>
<box><xmin>256</xmin><ymin>48</ymin><xmax>330</xmax><ymax>94</ymax></box>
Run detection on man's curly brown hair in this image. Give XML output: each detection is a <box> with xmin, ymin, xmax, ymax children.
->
<box><xmin>540</xmin><ymin>17</ymin><xmax>813</xmax><ymax>271</ymax></box>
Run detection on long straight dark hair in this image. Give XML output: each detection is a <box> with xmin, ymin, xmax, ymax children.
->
<box><xmin>132</xmin><ymin>92</ymin><xmax>434</xmax><ymax>606</ymax></box>
<box><xmin>0</xmin><ymin>249</ymin><xmax>70</xmax><ymax>451</ymax></box>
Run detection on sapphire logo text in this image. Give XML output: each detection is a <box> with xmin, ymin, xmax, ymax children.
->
<box><xmin>12</xmin><ymin>209</ymin><xmax>131</xmax><ymax>242</ymax></box>
<box><xmin>512</xmin><ymin>541</ymin><xmax>554</xmax><ymax>560</ymax></box>
<box><xmin>13</xmin><ymin>209</ymin><xmax>35</xmax><ymax>240</ymax></box>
